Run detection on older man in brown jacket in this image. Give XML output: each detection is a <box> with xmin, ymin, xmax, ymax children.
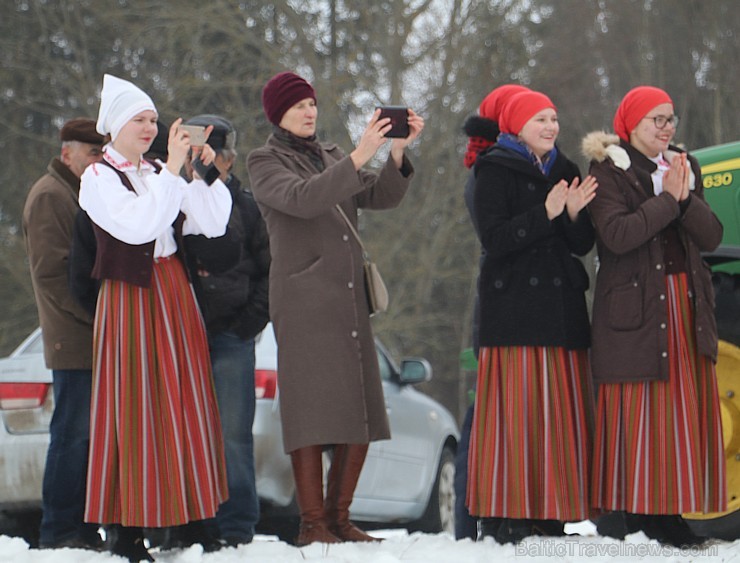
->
<box><xmin>22</xmin><ymin>118</ymin><xmax>104</xmax><ymax>550</ymax></box>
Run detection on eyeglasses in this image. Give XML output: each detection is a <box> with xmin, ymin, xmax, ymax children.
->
<box><xmin>642</xmin><ymin>114</ymin><xmax>680</xmax><ymax>129</ymax></box>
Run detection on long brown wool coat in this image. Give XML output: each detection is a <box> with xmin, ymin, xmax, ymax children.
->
<box><xmin>247</xmin><ymin>135</ymin><xmax>413</xmax><ymax>453</ymax></box>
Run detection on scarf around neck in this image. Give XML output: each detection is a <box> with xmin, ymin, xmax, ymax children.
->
<box><xmin>496</xmin><ymin>132</ymin><xmax>558</xmax><ymax>176</ymax></box>
<box><xmin>273</xmin><ymin>126</ymin><xmax>325</xmax><ymax>172</ymax></box>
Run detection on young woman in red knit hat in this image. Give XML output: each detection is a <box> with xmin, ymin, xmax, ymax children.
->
<box><xmin>582</xmin><ymin>86</ymin><xmax>725</xmax><ymax>547</ymax></box>
<box><xmin>466</xmin><ymin>90</ymin><xmax>598</xmax><ymax>543</ymax></box>
<box><xmin>246</xmin><ymin>72</ymin><xmax>424</xmax><ymax>547</ymax></box>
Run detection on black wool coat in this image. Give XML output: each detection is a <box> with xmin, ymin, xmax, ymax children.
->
<box><xmin>473</xmin><ymin>146</ymin><xmax>594</xmax><ymax>349</ymax></box>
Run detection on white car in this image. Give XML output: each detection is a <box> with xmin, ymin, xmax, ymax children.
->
<box><xmin>0</xmin><ymin>325</ymin><xmax>459</xmax><ymax>543</ymax></box>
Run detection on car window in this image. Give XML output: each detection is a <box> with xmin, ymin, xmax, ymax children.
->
<box><xmin>376</xmin><ymin>348</ymin><xmax>392</xmax><ymax>382</ymax></box>
<box><xmin>21</xmin><ymin>332</ymin><xmax>44</xmax><ymax>356</ymax></box>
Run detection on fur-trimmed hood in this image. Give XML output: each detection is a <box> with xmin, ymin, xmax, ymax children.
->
<box><xmin>581</xmin><ymin>131</ymin><xmax>629</xmax><ymax>168</ymax></box>
<box><xmin>581</xmin><ymin>130</ymin><xmax>696</xmax><ymax>188</ymax></box>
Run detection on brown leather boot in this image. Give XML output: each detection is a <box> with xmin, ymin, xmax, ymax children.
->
<box><xmin>290</xmin><ymin>445</ymin><xmax>341</xmax><ymax>546</ymax></box>
<box><xmin>324</xmin><ymin>444</ymin><xmax>381</xmax><ymax>542</ymax></box>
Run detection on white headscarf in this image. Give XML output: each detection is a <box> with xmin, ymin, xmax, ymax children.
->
<box><xmin>96</xmin><ymin>74</ymin><xmax>157</xmax><ymax>140</ymax></box>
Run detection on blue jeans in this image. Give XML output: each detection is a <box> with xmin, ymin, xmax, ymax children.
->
<box><xmin>207</xmin><ymin>332</ymin><xmax>258</xmax><ymax>541</ymax></box>
<box><xmin>40</xmin><ymin>369</ymin><xmax>99</xmax><ymax>546</ymax></box>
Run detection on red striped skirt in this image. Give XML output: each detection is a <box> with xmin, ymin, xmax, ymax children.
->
<box><xmin>84</xmin><ymin>256</ymin><xmax>228</xmax><ymax>527</ymax></box>
<box><xmin>466</xmin><ymin>345</ymin><xmax>594</xmax><ymax>520</ymax></box>
<box><xmin>591</xmin><ymin>273</ymin><xmax>726</xmax><ymax>514</ymax></box>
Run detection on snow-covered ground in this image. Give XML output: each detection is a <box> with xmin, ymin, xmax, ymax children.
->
<box><xmin>1</xmin><ymin>522</ymin><xmax>736</xmax><ymax>563</ymax></box>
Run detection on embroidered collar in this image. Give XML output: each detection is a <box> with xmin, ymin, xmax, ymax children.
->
<box><xmin>103</xmin><ymin>146</ymin><xmax>155</xmax><ymax>175</ymax></box>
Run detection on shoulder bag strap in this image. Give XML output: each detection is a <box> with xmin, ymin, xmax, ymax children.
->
<box><xmin>335</xmin><ymin>204</ymin><xmax>370</xmax><ymax>260</ymax></box>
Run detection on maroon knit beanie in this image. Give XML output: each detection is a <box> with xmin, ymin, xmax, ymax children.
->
<box><xmin>261</xmin><ymin>72</ymin><xmax>317</xmax><ymax>126</ymax></box>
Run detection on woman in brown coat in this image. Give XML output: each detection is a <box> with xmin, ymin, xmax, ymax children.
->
<box><xmin>246</xmin><ymin>72</ymin><xmax>424</xmax><ymax>546</ymax></box>
<box><xmin>582</xmin><ymin>86</ymin><xmax>725</xmax><ymax>547</ymax></box>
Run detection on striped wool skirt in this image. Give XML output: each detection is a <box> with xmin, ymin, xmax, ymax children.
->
<box><xmin>466</xmin><ymin>345</ymin><xmax>594</xmax><ymax>521</ymax></box>
<box><xmin>591</xmin><ymin>273</ymin><xmax>726</xmax><ymax>514</ymax></box>
<box><xmin>84</xmin><ymin>256</ymin><xmax>228</xmax><ymax>527</ymax></box>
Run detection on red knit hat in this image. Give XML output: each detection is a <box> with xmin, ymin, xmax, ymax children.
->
<box><xmin>499</xmin><ymin>91</ymin><xmax>556</xmax><ymax>135</ymax></box>
<box><xmin>613</xmin><ymin>86</ymin><xmax>673</xmax><ymax>142</ymax></box>
<box><xmin>261</xmin><ymin>72</ymin><xmax>317</xmax><ymax>126</ymax></box>
<box><xmin>478</xmin><ymin>84</ymin><xmax>530</xmax><ymax>121</ymax></box>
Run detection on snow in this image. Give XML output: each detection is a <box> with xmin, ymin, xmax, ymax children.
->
<box><xmin>1</xmin><ymin>522</ymin><xmax>737</xmax><ymax>563</ymax></box>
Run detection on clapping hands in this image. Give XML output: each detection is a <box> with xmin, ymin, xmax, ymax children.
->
<box><xmin>545</xmin><ymin>175</ymin><xmax>598</xmax><ymax>221</ymax></box>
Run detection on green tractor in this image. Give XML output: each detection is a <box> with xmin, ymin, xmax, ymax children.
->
<box><xmin>683</xmin><ymin>140</ymin><xmax>740</xmax><ymax>540</ymax></box>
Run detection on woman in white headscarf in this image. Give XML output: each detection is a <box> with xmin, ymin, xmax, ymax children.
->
<box><xmin>79</xmin><ymin>74</ymin><xmax>231</xmax><ymax>561</ymax></box>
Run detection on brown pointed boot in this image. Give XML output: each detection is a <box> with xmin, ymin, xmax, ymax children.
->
<box><xmin>324</xmin><ymin>444</ymin><xmax>381</xmax><ymax>542</ymax></box>
<box><xmin>290</xmin><ymin>445</ymin><xmax>341</xmax><ymax>546</ymax></box>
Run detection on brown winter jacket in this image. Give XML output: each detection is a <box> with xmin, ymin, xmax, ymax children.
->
<box><xmin>22</xmin><ymin>158</ymin><xmax>93</xmax><ymax>370</ymax></box>
<box><xmin>247</xmin><ymin>134</ymin><xmax>413</xmax><ymax>453</ymax></box>
<box><xmin>582</xmin><ymin>132</ymin><xmax>722</xmax><ymax>383</ymax></box>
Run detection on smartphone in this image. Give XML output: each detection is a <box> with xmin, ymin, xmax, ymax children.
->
<box><xmin>181</xmin><ymin>124</ymin><xmax>208</xmax><ymax>146</ymax></box>
<box><xmin>376</xmin><ymin>106</ymin><xmax>410</xmax><ymax>138</ymax></box>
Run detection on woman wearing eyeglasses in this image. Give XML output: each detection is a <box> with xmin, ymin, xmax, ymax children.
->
<box><xmin>582</xmin><ymin>86</ymin><xmax>725</xmax><ymax>547</ymax></box>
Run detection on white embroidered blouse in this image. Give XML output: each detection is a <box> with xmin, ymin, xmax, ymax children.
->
<box><xmin>79</xmin><ymin>146</ymin><xmax>232</xmax><ymax>258</ymax></box>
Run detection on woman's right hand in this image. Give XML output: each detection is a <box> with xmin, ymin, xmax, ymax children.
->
<box><xmin>350</xmin><ymin>109</ymin><xmax>392</xmax><ymax>170</ymax></box>
<box><xmin>166</xmin><ymin>118</ymin><xmax>190</xmax><ymax>176</ymax></box>
<box><xmin>545</xmin><ymin>180</ymin><xmax>568</xmax><ymax>220</ymax></box>
<box><xmin>663</xmin><ymin>153</ymin><xmax>690</xmax><ymax>202</ymax></box>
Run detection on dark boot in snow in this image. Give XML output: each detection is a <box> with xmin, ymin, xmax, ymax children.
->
<box><xmin>494</xmin><ymin>518</ymin><xmax>534</xmax><ymax>544</ymax></box>
<box><xmin>643</xmin><ymin>514</ymin><xmax>706</xmax><ymax>548</ymax></box>
<box><xmin>477</xmin><ymin>517</ymin><xmax>503</xmax><ymax>541</ymax></box>
<box><xmin>290</xmin><ymin>445</ymin><xmax>341</xmax><ymax>546</ymax></box>
<box><xmin>531</xmin><ymin>519</ymin><xmax>566</xmax><ymax>536</ymax></box>
<box><xmin>324</xmin><ymin>444</ymin><xmax>380</xmax><ymax>542</ymax></box>
<box><xmin>108</xmin><ymin>525</ymin><xmax>154</xmax><ymax>562</ymax></box>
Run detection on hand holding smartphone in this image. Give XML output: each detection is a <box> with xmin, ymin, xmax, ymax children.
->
<box><xmin>181</xmin><ymin>124</ymin><xmax>208</xmax><ymax>146</ymax></box>
<box><xmin>376</xmin><ymin>106</ymin><xmax>410</xmax><ymax>138</ymax></box>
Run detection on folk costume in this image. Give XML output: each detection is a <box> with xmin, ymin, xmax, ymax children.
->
<box><xmin>466</xmin><ymin>92</ymin><xmax>595</xmax><ymax>536</ymax></box>
<box><xmin>79</xmin><ymin>75</ymin><xmax>230</xmax><ymax>531</ymax></box>
<box><xmin>583</xmin><ymin>87</ymin><xmax>726</xmax><ymax>531</ymax></box>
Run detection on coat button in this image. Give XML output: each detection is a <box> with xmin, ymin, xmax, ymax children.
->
<box><xmin>553</xmin><ymin>277</ymin><xmax>562</xmax><ymax>287</ymax></box>
<box><xmin>494</xmin><ymin>280</ymin><xmax>503</xmax><ymax>289</ymax></box>
<box><xmin>348</xmin><ymin>282</ymin><xmax>354</xmax><ymax>289</ymax></box>
<box><xmin>343</xmin><ymin>234</ymin><xmax>349</xmax><ymax>242</ymax></box>
<box><xmin>517</xmin><ymin>228</ymin><xmax>527</xmax><ymax>238</ymax></box>
<box><xmin>351</xmin><ymin>331</ymin><xmax>358</xmax><ymax>338</ymax></box>
<box><xmin>54</xmin><ymin>342</ymin><xmax>62</xmax><ymax>350</ymax></box>
<box><xmin>698</xmin><ymin>326</ymin><xmax>703</xmax><ymax>332</ymax></box>
<box><xmin>528</xmin><ymin>183</ymin><xmax>536</xmax><ymax>191</ymax></box>
<box><xmin>659</xmin><ymin>294</ymin><xmax>666</xmax><ymax>300</ymax></box>
<box><xmin>661</xmin><ymin>351</ymin><xmax>668</xmax><ymax>358</ymax></box>
<box><xmin>656</xmin><ymin>264</ymin><xmax>663</xmax><ymax>270</ymax></box>
<box><xmin>529</xmin><ymin>277</ymin><xmax>538</xmax><ymax>286</ymax></box>
<box><xmin>660</xmin><ymin>323</ymin><xmax>666</xmax><ymax>329</ymax></box>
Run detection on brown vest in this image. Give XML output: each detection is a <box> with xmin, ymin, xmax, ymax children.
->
<box><xmin>91</xmin><ymin>160</ymin><xmax>186</xmax><ymax>288</ymax></box>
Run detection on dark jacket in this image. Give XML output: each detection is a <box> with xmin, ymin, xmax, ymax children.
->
<box><xmin>582</xmin><ymin>131</ymin><xmax>722</xmax><ymax>383</ymax></box>
<box><xmin>474</xmin><ymin>145</ymin><xmax>594</xmax><ymax>349</ymax></box>
<box><xmin>185</xmin><ymin>174</ymin><xmax>270</xmax><ymax>341</ymax></box>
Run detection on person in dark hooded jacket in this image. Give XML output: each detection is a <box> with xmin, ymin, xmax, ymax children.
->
<box><xmin>466</xmin><ymin>91</ymin><xmax>598</xmax><ymax>544</ymax></box>
<box><xmin>456</xmin><ymin>84</ymin><xmax>529</xmax><ymax>541</ymax></box>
